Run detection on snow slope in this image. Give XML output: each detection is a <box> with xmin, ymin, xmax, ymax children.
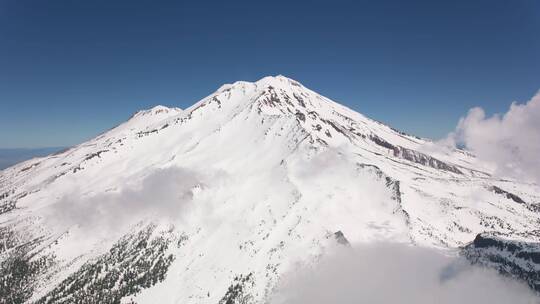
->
<box><xmin>1</xmin><ymin>75</ymin><xmax>539</xmax><ymax>303</ymax></box>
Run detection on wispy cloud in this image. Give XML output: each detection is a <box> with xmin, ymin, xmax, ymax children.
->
<box><xmin>42</xmin><ymin>167</ymin><xmax>204</xmax><ymax>236</ymax></box>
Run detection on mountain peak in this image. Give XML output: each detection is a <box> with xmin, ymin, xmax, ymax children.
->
<box><xmin>256</xmin><ymin>74</ymin><xmax>299</xmax><ymax>84</ymax></box>
<box><xmin>134</xmin><ymin>105</ymin><xmax>182</xmax><ymax>118</ymax></box>
<box><xmin>2</xmin><ymin>75</ymin><xmax>539</xmax><ymax>303</ymax></box>
<box><xmin>122</xmin><ymin>105</ymin><xmax>183</xmax><ymax>130</ymax></box>
<box><xmin>216</xmin><ymin>75</ymin><xmax>302</xmax><ymax>94</ymax></box>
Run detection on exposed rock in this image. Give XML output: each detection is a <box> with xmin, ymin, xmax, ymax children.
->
<box><xmin>490</xmin><ymin>186</ymin><xmax>527</xmax><ymax>205</ymax></box>
<box><xmin>463</xmin><ymin>231</ymin><xmax>540</xmax><ymax>293</ymax></box>
<box><xmin>334</xmin><ymin>231</ymin><xmax>350</xmax><ymax>246</ymax></box>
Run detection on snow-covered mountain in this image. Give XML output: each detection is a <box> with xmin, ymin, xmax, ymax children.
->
<box><xmin>1</xmin><ymin>75</ymin><xmax>539</xmax><ymax>303</ymax></box>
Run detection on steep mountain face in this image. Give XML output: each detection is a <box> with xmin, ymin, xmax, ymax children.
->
<box><xmin>1</xmin><ymin>75</ymin><xmax>539</xmax><ymax>303</ymax></box>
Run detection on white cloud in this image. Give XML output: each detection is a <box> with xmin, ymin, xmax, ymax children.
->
<box><xmin>42</xmin><ymin>167</ymin><xmax>204</xmax><ymax>235</ymax></box>
<box><xmin>449</xmin><ymin>91</ymin><xmax>540</xmax><ymax>183</ymax></box>
<box><xmin>270</xmin><ymin>243</ymin><xmax>538</xmax><ymax>304</ymax></box>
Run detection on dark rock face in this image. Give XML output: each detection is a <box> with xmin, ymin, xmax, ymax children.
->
<box><xmin>334</xmin><ymin>231</ymin><xmax>351</xmax><ymax>246</ymax></box>
<box><xmin>489</xmin><ymin>186</ymin><xmax>527</xmax><ymax>204</ymax></box>
<box><xmin>295</xmin><ymin>111</ymin><xmax>306</xmax><ymax>122</ymax></box>
<box><xmin>472</xmin><ymin>234</ymin><xmax>504</xmax><ymax>249</ymax></box>
<box><xmin>488</xmin><ymin>186</ymin><xmax>540</xmax><ymax>212</ymax></box>
<box><xmin>84</xmin><ymin>150</ymin><xmax>108</xmax><ymax>161</ymax></box>
<box><xmin>393</xmin><ymin>146</ymin><xmax>463</xmax><ymax>174</ymax></box>
<box><xmin>463</xmin><ymin>232</ymin><xmax>540</xmax><ymax>293</ymax></box>
<box><xmin>367</xmin><ymin>135</ymin><xmax>462</xmax><ymax>174</ymax></box>
<box><xmin>369</xmin><ymin>135</ymin><xmax>396</xmax><ymax>151</ymax></box>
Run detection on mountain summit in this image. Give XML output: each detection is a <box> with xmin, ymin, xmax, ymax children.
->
<box><xmin>1</xmin><ymin>76</ymin><xmax>539</xmax><ymax>303</ymax></box>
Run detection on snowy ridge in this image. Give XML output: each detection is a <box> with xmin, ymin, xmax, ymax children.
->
<box><xmin>0</xmin><ymin>75</ymin><xmax>539</xmax><ymax>303</ymax></box>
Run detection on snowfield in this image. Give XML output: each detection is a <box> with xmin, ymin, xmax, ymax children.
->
<box><xmin>0</xmin><ymin>75</ymin><xmax>539</xmax><ymax>303</ymax></box>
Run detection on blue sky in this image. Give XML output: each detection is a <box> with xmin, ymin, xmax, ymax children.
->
<box><xmin>0</xmin><ymin>0</ymin><xmax>539</xmax><ymax>148</ymax></box>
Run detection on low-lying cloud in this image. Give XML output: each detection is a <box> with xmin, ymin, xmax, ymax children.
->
<box><xmin>43</xmin><ymin>166</ymin><xmax>204</xmax><ymax>235</ymax></box>
<box><xmin>447</xmin><ymin>90</ymin><xmax>540</xmax><ymax>183</ymax></box>
<box><xmin>270</xmin><ymin>243</ymin><xmax>538</xmax><ymax>304</ymax></box>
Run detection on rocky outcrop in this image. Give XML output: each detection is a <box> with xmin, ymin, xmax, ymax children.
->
<box><xmin>462</xmin><ymin>231</ymin><xmax>540</xmax><ymax>293</ymax></box>
<box><xmin>393</xmin><ymin>146</ymin><xmax>463</xmax><ymax>174</ymax></box>
<box><xmin>334</xmin><ymin>231</ymin><xmax>351</xmax><ymax>246</ymax></box>
<box><xmin>368</xmin><ymin>135</ymin><xmax>462</xmax><ymax>174</ymax></box>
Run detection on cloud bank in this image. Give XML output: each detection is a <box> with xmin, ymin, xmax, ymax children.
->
<box><xmin>448</xmin><ymin>91</ymin><xmax>540</xmax><ymax>183</ymax></box>
<box><xmin>270</xmin><ymin>243</ymin><xmax>538</xmax><ymax>304</ymax></box>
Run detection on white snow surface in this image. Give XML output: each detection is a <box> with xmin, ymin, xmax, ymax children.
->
<box><xmin>1</xmin><ymin>75</ymin><xmax>539</xmax><ymax>303</ymax></box>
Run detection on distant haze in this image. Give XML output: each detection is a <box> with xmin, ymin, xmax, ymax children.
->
<box><xmin>0</xmin><ymin>147</ymin><xmax>67</xmax><ymax>170</ymax></box>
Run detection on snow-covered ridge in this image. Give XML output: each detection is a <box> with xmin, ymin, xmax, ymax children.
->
<box><xmin>0</xmin><ymin>75</ymin><xmax>539</xmax><ymax>303</ymax></box>
<box><xmin>132</xmin><ymin>105</ymin><xmax>183</xmax><ymax>118</ymax></box>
